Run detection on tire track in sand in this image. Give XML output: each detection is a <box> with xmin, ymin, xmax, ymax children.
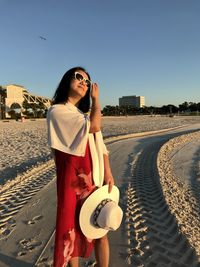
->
<box><xmin>1</xmin><ymin>129</ymin><xmax>200</xmax><ymax>266</ymax></box>
<box><xmin>0</xmin><ymin>160</ymin><xmax>55</xmax><ymax>236</ymax></box>
<box><xmin>35</xmin><ymin>134</ymin><xmax>200</xmax><ymax>267</ymax></box>
<box><xmin>124</xmin><ymin>143</ymin><xmax>200</xmax><ymax>267</ymax></box>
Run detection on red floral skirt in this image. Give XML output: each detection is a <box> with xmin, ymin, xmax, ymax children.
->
<box><xmin>53</xmin><ymin>142</ymin><xmax>96</xmax><ymax>267</ymax></box>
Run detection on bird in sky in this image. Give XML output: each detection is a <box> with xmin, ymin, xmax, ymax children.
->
<box><xmin>39</xmin><ymin>36</ymin><xmax>47</xmax><ymax>41</ymax></box>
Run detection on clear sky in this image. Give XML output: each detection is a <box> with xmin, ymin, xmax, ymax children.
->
<box><xmin>0</xmin><ymin>0</ymin><xmax>200</xmax><ymax>108</ymax></box>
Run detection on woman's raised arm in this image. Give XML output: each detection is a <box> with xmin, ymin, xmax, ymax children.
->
<box><xmin>89</xmin><ymin>83</ymin><xmax>102</xmax><ymax>133</ymax></box>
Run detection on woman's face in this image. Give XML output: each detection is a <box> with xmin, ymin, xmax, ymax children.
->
<box><xmin>69</xmin><ymin>70</ymin><xmax>90</xmax><ymax>99</ymax></box>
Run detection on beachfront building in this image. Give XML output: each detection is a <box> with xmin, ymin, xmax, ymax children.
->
<box><xmin>0</xmin><ymin>84</ymin><xmax>51</xmax><ymax>118</ymax></box>
<box><xmin>119</xmin><ymin>95</ymin><xmax>145</xmax><ymax>108</ymax></box>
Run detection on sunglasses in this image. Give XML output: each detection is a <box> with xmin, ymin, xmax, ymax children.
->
<box><xmin>74</xmin><ymin>72</ymin><xmax>92</xmax><ymax>88</ymax></box>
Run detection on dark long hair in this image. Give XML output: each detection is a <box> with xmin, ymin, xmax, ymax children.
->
<box><xmin>52</xmin><ymin>66</ymin><xmax>91</xmax><ymax>113</ymax></box>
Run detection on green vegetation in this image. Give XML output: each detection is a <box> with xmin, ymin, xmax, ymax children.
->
<box><xmin>0</xmin><ymin>86</ymin><xmax>6</xmax><ymax>119</ymax></box>
<box><xmin>102</xmin><ymin>102</ymin><xmax>200</xmax><ymax>116</ymax></box>
<box><xmin>22</xmin><ymin>100</ymin><xmax>47</xmax><ymax>119</ymax></box>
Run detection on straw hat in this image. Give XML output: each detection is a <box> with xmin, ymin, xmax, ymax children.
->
<box><xmin>79</xmin><ymin>185</ymin><xmax>123</xmax><ymax>239</ymax></box>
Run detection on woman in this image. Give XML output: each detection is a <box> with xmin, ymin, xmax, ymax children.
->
<box><xmin>47</xmin><ymin>67</ymin><xmax>115</xmax><ymax>267</ymax></box>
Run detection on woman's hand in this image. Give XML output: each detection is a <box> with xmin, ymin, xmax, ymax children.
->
<box><xmin>104</xmin><ymin>169</ymin><xmax>115</xmax><ymax>193</ymax></box>
<box><xmin>90</xmin><ymin>83</ymin><xmax>99</xmax><ymax>100</ymax></box>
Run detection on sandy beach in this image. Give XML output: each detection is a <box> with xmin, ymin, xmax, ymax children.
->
<box><xmin>0</xmin><ymin>115</ymin><xmax>200</xmax><ymax>266</ymax></box>
<box><xmin>1</xmin><ymin>115</ymin><xmax>200</xmax><ymax>189</ymax></box>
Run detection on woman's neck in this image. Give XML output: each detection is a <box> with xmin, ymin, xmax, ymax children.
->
<box><xmin>67</xmin><ymin>97</ymin><xmax>80</xmax><ymax>107</ymax></box>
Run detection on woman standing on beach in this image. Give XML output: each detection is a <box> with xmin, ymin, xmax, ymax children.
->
<box><xmin>47</xmin><ymin>67</ymin><xmax>114</xmax><ymax>267</ymax></box>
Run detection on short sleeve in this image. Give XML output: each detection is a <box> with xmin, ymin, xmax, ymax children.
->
<box><xmin>47</xmin><ymin>104</ymin><xmax>90</xmax><ymax>156</ymax></box>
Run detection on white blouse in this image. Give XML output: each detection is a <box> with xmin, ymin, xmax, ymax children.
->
<box><xmin>46</xmin><ymin>102</ymin><xmax>109</xmax><ymax>187</ymax></box>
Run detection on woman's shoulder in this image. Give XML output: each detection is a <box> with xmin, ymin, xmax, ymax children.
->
<box><xmin>48</xmin><ymin>103</ymin><xmax>75</xmax><ymax>114</ymax></box>
<box><xmin>47</xmin><ymin>103</ymin><xmax>87</xmax><ymax>122</ymax></box>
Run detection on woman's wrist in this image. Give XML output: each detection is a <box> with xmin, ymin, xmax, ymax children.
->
<box><xmin>91</xmin><ymin>99</ymin><xmax>101</xmax><ymax>111</ymax></box>
<box><xmin>92</xmin><ymin>97</ymin><xmax>100</xmax><ymax>106</ymax></box>
<box><xmin>104</xmin><ymin>168</ymin><xmax>112</xmax><ymax>175</ymax></box>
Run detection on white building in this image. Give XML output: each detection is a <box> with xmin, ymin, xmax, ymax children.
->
<box><xmin>0</xmin><ymin>84</ymin><xmax>51</xmax><ymax>118</ymax></box>
<box><xmin>119</xmin><ymin>95</ymin><xmax>145</xmax><ymax>108</ymax></box>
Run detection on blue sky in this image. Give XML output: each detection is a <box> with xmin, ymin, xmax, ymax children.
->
<box><xmin>0</xmin><ymin>0</ymin><xmax>200</xmax><ymax>108</ymax></box>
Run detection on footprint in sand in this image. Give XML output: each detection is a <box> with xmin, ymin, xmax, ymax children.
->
<box><xmin>0</xmin><ymin>218</ymin><xmax>16</xmax><ymax>238</ymax></box>
<box><xmin>17</xmin><ymin>251</ymin><xmax>26</xmax><ymax>256</ymax></box>
<box><xmin>26</xmin><ymin>214</ymin><xmax>43</xmax><ymax>225</ymax></box>
<box><xmin>27</xmin><ymin>220</ymin><xmax>35</xmax><ymax>225</ymax></box>
<box><xmin>33</xmin><ymin>215</ymin><xmax>43</xmax><ymax>221</ymax></box>
<box><xmin>31</xmin><ymin>199</ymin><xmax>40</xmax><ymax>207</ymax></box>
<box><xmin>18</xmin><ymin>238</ymin><xmax>42</xmax><ymax>256</ymax></box>
<box><xmin>1</xmin><ymin>228</ymin><xmax>11</xmax><ymax>236</ymax></box>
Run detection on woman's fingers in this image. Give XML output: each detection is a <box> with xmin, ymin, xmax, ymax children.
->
<box><xmin>108</xmin><ymin>182</ymin><xmax>113</xmax><ymax>193</ymax></box>
<box><xmin>108</xmin><ymin>179</ymin><xmax>114</xmax><ymax>193</ymax></box>
<box><xmin>91</xmin><ymin>83</ymin><xmax>99</xmax><ymax>100</ymax></box>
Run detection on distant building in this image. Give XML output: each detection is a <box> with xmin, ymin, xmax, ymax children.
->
<box><xmin>0</xmin><ymin>84</ymin><xmax>51</xmax><ymax>118</ymax></box>
<box><xmin>119</xmin><ymin>95</ymin><xmax>145</xmax><ymax>108</ymax></box>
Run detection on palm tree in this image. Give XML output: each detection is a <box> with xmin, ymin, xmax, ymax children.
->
<box><xmin>0</xmin><ymin>86</ymin><xmax>6</xmax><ymax>119</ymax></box>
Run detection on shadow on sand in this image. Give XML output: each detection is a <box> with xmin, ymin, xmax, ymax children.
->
<box><xmin>0</xmin><ymin>252</ymin><xmax>33</xmax><ymax>267</ymax></box>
